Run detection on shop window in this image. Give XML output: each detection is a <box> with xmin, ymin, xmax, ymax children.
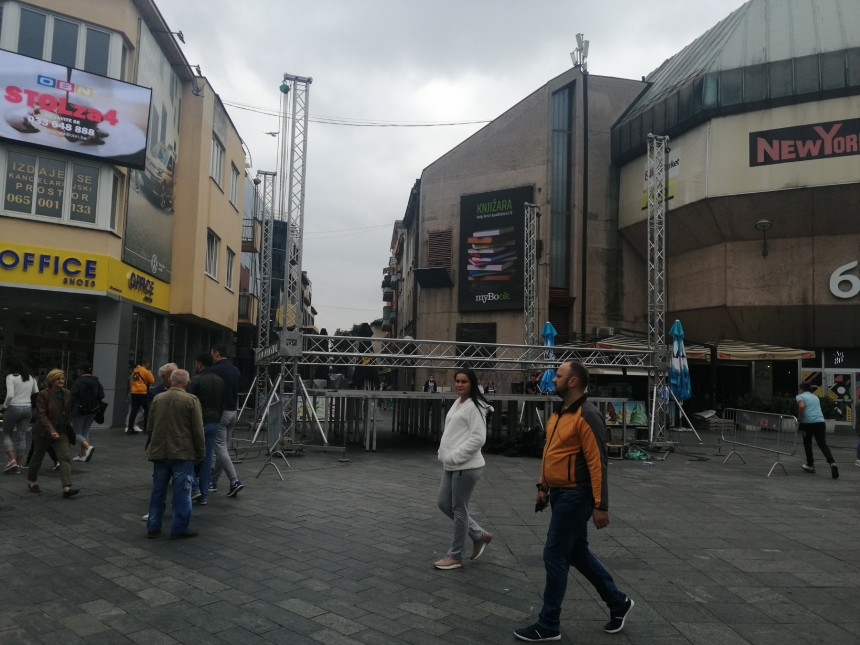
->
<box><xmin>210</xmin><ymin>135</ymin><xmax>224</xmax><ymax>186</ymax></box>
<box><xmin>15</xmin><ymin>6</ymin><xmax>119</xmax><ymax>78</ymax></box>
<box><xmin>225</xmin><ymin>247</ymin><xmax>235</xmax><ymax>291</ymax></box>
<box><xmin>1</xmin><ymin>148</ymin><xmax>114</xmax><ymax>229</ymax></box>
<box><xmin>230</xmin><ymin>164</ymin><xmax>239</xmax><ymax>206</ymax></box>
<box><xmin>205</xmin><ymin>229</ymin><xmax>220</xmax><ymax>279</ymax></box>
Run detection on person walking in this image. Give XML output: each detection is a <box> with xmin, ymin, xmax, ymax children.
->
<box><xmin>208</xmin><ymin>344</ymin><xmax>243</xmax><ymax>497</ymax></box>
<box><xmin>3</xmin><ymin>358</ymin><xmax>39</xmax><ymax>473</ymax></box>
<box><xmin>128</xmin><ymin>359</ymin><xmax>154</xmax><ymax>434</ymax></box>
<box><xmin>434</xmin><ymin>368</ymin><xmax>493</xmax><ymax>570</ymax></box>
<box><xmin>70</xmin><ymin>362</ymin><xmax>102</xmax><ymax>463</ymax></box>
<box><xmin>187</xmin><ymin>352</ymin><xmax>226</xmax><ymax>505</ymax></box>
<box><xmin>145</xmin><ymin>369</ymin><xmax>205</xmax><ymax>539</ymax></box>
<box><xmin>797</xmin><ymin>382</ymin><xmax>839</xmax><ymax>479</ymax></box>
<box><xmin>27</xmin><ymin>369</ymin><xmax>79</xmax><ymax>498</ymax></box>
<box><xmin>515</xmin><ymin>361</ymin><xmax>633</xmax><ymax>642</ymax></box>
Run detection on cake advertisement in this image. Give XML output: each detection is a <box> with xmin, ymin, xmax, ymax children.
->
<box><xmin>0</xmin><ymin>49</ymin><xmax>151</xmax><ymax>169</ymax></box>
<box><xmin>458</xmin><ymin>186</ymin><xmax>532</xmax><ymax>313</ymax></box>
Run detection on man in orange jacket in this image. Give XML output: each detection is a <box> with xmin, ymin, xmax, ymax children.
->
<box><xmin>515</xmin><ymin>360</ymin><xmax>633</xmax><ymax>642</ymax></box>
<box><xmin>127</xmin><ymin>359</ymin><xmax>155</xmax><ymax>434</ymax></box>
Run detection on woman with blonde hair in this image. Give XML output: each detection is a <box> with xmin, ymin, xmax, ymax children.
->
<box><xmin>28</xmin><ymin>369</ymin><xmax>79</xmax><ymax>497</ymax></box>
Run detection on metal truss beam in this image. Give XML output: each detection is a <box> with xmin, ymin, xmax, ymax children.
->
<box><xmin>300</xmin><ymin>335</ymin><xmax>652</xmax><ymax>371</ymax></box>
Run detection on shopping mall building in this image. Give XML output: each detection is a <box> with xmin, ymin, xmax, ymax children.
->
<box><xmin>386</xmin><ymin>0</ymin><xmax>860</xmax><ymax>426</ymax></box>
<box><xmin>0</xmin><ymin>0</ymin><xmax>249</xmax><ymax>425</ymax></box>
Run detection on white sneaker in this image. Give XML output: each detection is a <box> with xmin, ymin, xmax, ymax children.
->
<box><xmin>141</xmin><ymin>513</ymin><xmax>149</xmax><ymax>521</ymax></box>
<box><xmin>133</xmin><ymin>426</ymin><xmax>144</xmax><ymax>433</ymax></box>
<box><xmin>72</xmin><ymin>455</ymin><xmax>85</xmax><ymax>462</ymax></box>
<box><xmin>855</xmin><ymin>459</ymin><xmax>860</xmax><ymax>467</ymax></box>
<box><xmin>52</xmin><ymin>462</ymin><xmax>61</xmax><ymax>470</ymax></box>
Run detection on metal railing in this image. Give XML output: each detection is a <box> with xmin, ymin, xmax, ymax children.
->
<box><xmin>719</xmin><ymin>408</ymin><xmax>799</xmax><ymax>477</ymax></box>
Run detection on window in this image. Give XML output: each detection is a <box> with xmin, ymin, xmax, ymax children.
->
<box><xmin>210</xmin><ymin>135</ymin><xmax>224</xmax><ymax>186</ymax></box>
<box><xmin>1</xmin><ymin>148</ymin><xmax>116</xmax><ymax>228</ymax></box>
<box><xmin>225</xmin><ymin>247</ymin><xmax>235</xmax><ymax>290</ymax></box>
<box><xmin>205</xmin><ymin>229</ymin><xmax>220</xmax><ymax>278</ymax></box>
<box><xmin>229</xmin><ymin>164</ymin><xmax>239</xmax><ymax>206</ymax></box>
<box><xmin>427</xmin><ymin>230</ymin><xmax>453</xmax><ymax>268</ymax></box>
<box><xmin>16</xmin><ymin>6</ymin><xmax>119</xmax><ymax>78</ymax></box>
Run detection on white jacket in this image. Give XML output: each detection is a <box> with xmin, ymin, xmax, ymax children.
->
<box><xmin>4</xmin><ymin>373</ymin><xmax>39</xmax><ymax>407</ymax></box>
<box><xmin>437</xmin><ymin>397</ymin><xmax>491</xmax><ymax>471</ymax></box>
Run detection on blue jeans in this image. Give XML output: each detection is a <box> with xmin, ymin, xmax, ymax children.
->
<box><xmin>72</xmin><ymin>413</ymin><xmax>96</xmax><ymax>446</ymax></box>
<box><xmin>538</xmin><ymin>487</ymin><xmax>627</xmax><ymax>631</ymax></box>
<box><xmin>193</xmin><ymin>422</ymin><xmax>219</xmax><ymax>499</ymax></box>
<box><xmin>147</xmin><ymin>459</ymin><xmax>194</xmax><ymax>536</ymax></box>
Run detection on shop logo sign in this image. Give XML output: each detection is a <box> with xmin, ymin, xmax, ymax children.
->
<box><xmin>749</xmin><ymin>118</ymin><xmax>860</xmax><ymax>166</ymax></box>
<box><xmin>830</xmin><ymin>261</ymin><xmax>860</xmax><ymax>299</ymax></box>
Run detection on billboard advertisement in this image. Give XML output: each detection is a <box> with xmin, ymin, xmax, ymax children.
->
<box><xmin>458</xmin><ymin>186</ymin><xmax>532</xmax><ymax>312</ymax></box>
<box><xmin>122</xmin><ymin>27</ymin><xmax>181</xmax><ymax>283</ymax></box>
<box><xmin>0</xmin><ymin>49</ymin><xmax>150</xmax><ymax>168</ymax></box>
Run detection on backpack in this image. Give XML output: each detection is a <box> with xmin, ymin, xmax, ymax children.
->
<box><xmin>77</xmin><ymin>377</ymin><xmax>102</xmax><ymax>415</ymax></box>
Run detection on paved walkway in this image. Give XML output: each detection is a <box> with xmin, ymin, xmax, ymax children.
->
<box><xmin>0</xmin><ymin>422</ymin><xmax>858</xmax><ymax>644</ymax></box>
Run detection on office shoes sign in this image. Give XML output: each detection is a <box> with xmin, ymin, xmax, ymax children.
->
<box><xmin>749</xmin><ymin>117</ymin><xmax>860</xmax><ymax>166</ymax></box>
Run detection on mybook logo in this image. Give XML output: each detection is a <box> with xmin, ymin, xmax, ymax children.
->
<box><xmin>475</xmin><ymin>292</ymin><xmax>511</xmax><ymax>304</ymax></box>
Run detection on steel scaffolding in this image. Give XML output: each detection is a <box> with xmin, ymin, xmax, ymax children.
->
<box><xmin>646</xmin><ymin>133</ymin><xmax>670</xmax><ymax>443</ymax></box>
<box><xmin>523</xmin><ymin>202</ymin><xmax>541</xmax><ymax>348</ymax></box>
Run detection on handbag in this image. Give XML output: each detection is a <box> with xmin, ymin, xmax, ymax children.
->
<box><xmin>94</xmin><ymin>400</ymin><xmax>109</xmax><ymax>424</ymax></box>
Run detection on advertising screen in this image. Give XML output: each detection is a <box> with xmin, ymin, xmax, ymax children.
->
<box><xmin>458</xmin><ymin>186</ymin><xmax>533</xmax><ymax>313</ymax></box>
<box><xmin>0</xmin><ymin>49</ymin><xmax>151</xmax><ymax>169</ymax></box>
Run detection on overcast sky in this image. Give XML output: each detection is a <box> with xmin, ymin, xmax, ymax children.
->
<box><xmin>156</xmin><ymin>0</ymin><xmax>746</xmax><ymax>334</ymax></box>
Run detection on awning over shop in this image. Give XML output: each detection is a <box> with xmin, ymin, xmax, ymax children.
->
<box><xmin>590</xmin><ymin>334</ymin><xmax>814</xmax><ymax>362</ymax></box>
<box><xmin>710</xmin><ymin>340</ymin><xmax>815</xmax><ymax>361</ymax></box>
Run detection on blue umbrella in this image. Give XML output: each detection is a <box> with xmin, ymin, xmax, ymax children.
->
<box><xmin>539</xmin><ymin>322</ymin><xmax>558</xmax><ymax>393</ymax></box>
<box><xmin>668</xmin><ymin>319</ymin><xmax>691</xmax><ymax>401</ymax></box>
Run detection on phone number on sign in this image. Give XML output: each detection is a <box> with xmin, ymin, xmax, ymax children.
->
<box><xmin>27</xmin><ymin>115</ymin><xmax>96</xmax><ymax>137</ymax></box>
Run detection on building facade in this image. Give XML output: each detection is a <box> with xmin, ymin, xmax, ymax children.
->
<box><xmin>385</xmin><ymin>0</ymin><xmax>860</xmax><ymax>422</ymax></box>
<box><xmin>0</xmin><ymin>0</ymin><xmax>245</xmax><ymax>425</ymax></box>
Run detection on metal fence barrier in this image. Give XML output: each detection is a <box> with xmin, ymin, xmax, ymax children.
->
<box><xmin>720</xmin><ymin>407</ymin><xmax>798</xmax><ymax>477</ymax></box>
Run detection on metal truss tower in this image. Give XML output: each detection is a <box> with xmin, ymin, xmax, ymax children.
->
<box><xmin>646</xmin><ymin>134</ymin><xmax>670</xmax><ymax>442</ymax></box>
<box><xmin>252</xmin><ymin>170</ymin><xmax>276</xmax><ymax>427</ymax></box>
<box><xmin>523</xmin><ymin>202</ymin><xmax>540</xmax><ymax>347</ymax></box>
<box><xmin>271</xmin><ymin>73</ymin><xmax>312</xmax><ymax>457</ymax></box>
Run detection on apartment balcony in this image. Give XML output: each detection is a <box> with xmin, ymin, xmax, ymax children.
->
<box><xmin>242</xmin><ymin>218</ymin><xmax>262</xmax><ymax>253</ymax></box>
<box><xmin>238</xmin><ymin>292</ymin><xmax>259</xmax><ymax>326</ymax></box>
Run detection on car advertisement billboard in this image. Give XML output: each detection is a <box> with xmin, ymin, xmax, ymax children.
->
<box><xmin>0</xmin><ymin>48</ymin><xmax>150</xmax><ymax>169</ymax></box>
<box><xmin>122</xmin><ymin>27</ymin><xmax>181</xmax><ymax>283</ymax></box>
<box><xmin>458</xmin><ymin>186</ymin><xmax>532</xmax><ymax>312</ymax></box>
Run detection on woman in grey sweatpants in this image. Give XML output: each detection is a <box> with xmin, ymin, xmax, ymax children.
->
<box><xmin>434</xmin><ymin>368</ymin><xmax>493</xmax><ymax>570</ymax></box>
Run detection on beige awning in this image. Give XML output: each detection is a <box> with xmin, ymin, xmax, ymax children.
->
<box><xmin>589</xmin><ymin>334</ymin><xmax>814</xmax><ymax>362</ymax></box>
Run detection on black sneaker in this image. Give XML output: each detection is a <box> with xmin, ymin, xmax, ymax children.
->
<box><xmin>831</xmin><ymin>463</ymin><xmax>839</xmax><ymax>479</ymax></box>
<box><xmin>604</xmin><ymin>597</ymin><xmax>634</xmax><ymax>633</ymax></box>
<box><xmin>514</xmin><ymin>623</ymin><xmax>560</xmax><ymax>642</ymax></box>
<box><xmin>227</xmin><ymin>480</ymin><xmax>244</xmax><ymax>497</ymax></box>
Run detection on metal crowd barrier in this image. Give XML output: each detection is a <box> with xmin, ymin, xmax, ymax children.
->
<box><xmin>719</xmin><ymin>408</ymin><xmax>799</xmax><ymax>477</ymax></box>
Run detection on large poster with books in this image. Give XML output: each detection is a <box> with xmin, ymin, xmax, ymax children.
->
<box><xmin>458</xmin><ymin>186</ymin><xmax>532</xmax><ymax>312</ymax></box>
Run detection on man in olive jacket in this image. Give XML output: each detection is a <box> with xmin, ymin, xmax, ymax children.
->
<box><xmin>145</xmin><ymin>369</ymin><xmax>205</xmax><ymax>540</ymax></box>
<box><xmin>515</xmin><ymin>361</ymin><xmax>633</xmax><ymax>643</ymax></box>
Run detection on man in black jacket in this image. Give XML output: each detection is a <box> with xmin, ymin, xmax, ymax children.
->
<box><xmin>187</xmin><ymin>353</ymin><xmax>226</xmax><ymax>505</ymax></box>
<box><xmin>208</xmin><ymin>343</ymin><xmax>244</xmax><ymax>497</ymax></box>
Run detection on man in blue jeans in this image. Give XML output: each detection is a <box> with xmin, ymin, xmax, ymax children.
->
<box><xmin>145</xmin><ymin>369</ymin><xmax>205</xmax><ymax>540</ymax></box>
<box><xmin>187</xmin><ymin>352</ymin><xmax>226</xmax><ymax>505</ymax></box>
<box><xmin>515</xmin><ymin>361</ymin><xmax>633</xmax><ymax>642</ymax></box>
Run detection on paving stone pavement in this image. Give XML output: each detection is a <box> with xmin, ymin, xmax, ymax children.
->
<box><xmin>0</xmin><ymin>421</ymin><xmax>858</xmax><ymax>645</ymax></box>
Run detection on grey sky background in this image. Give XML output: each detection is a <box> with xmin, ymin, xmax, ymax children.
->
<box><xmin>156</xmin><ymin>0</ymin><xmax>746</xmax><ymax>334</ymax></box>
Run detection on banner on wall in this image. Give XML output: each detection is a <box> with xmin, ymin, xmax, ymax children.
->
<box><xmin>0</xmin><ymin>49</ymin><xmax>150</xmax><ymax>168</ymax></box>
<box><xmin>458</xmin><ymin>186</ymin><xmax>532</xmax><ymax>313</ymax></box>
<box><xmin>122</xmin><ymin>27</ymin><xmax>181</xmax><ymax>283</ymax></box>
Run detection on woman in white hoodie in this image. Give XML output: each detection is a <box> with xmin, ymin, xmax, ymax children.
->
<box><xmin>434</xmin><ymin>368</ymin><xmax>493</xmax><ymax>570</ymax></box>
